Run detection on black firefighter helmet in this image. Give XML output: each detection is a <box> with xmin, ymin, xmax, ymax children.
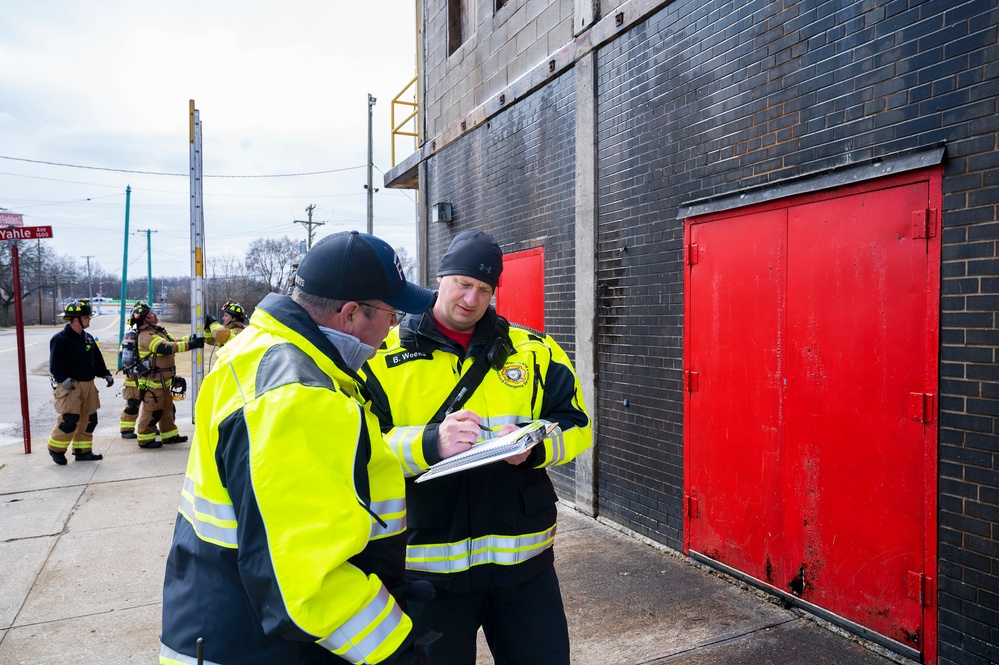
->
<box><xmin>222</xmin><ymin>300</ymin><xmax>247</xmax><ymax>323</ymax></box>
<box><xmin>129</xmin><ymin>301</ymin><xmax>151</xmax><ymax>327</ymax></box>
<box><xmin>62</xmin><ymin>299</ymin><xmax>92</xmax><ymax>320</ymax></box>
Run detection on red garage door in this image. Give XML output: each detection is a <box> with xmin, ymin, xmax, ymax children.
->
<box><xmin>684</xmin><ymin>169</ymin><xmax>940</xmax><ymax>662</ymax></box>
<box><xmin>496</xmin><ymin>247</ymin><xmax>545</xmax><ymax>332</ymax></box>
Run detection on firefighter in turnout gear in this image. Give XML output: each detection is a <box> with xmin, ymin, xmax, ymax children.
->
<box><xmin>48</xmin><ymin>299</ymin><xmax>115</xmax><ymax>465</ymax></box>
<box><xmin>203</xmin><ymin>299</ymin><xmax>247</xmax><ymax>347</ymax></box>
<box><xmin>133</xmin><ymin>305</ymin><xmax>204</xmax><ymax>448</ymax></box>
<box><xmin>364</xmin><ymin>231</ymin><xmax>593</xmax><ymax>665</ymax></box>
<box><xmin>118</xmin><ymin>302</ymin><xmax>146</xmax><ymax>439</ymax></box>
<box><xmin>159</xmin><ymin>231</ymin><xmax>437</xmax><ymax>665</ymax></box>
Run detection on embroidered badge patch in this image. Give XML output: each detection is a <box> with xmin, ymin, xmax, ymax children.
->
<box><xmin>498</xmin><ymin>361</ymin><xmax>530</xmax><ymax>388</ymax></box>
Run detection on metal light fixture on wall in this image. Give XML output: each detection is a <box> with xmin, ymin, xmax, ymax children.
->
<box><xmin>432</xmin><ymin>201</ymin><xmax>453</xmax><ymax>224</ymax></box>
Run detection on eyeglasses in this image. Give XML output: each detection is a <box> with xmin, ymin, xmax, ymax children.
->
<box><xmin>359</xmin><ymin>302</ymin><xmax>404</xmax><ymax>325</ymax></box>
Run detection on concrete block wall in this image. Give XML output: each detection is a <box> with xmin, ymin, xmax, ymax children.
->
<box><xmin>422</xmin><ymin>0</ymin><xmax>576</xmax><ymax>140</ymax></box>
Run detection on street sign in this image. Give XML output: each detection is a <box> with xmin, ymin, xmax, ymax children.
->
<box><xmin>0</xmin><ymin>225</ymin><xmax>53</xmax><ymax>240</ymax></box>
<box><xmin>0</xmin><ymin>211</ymin><xmax>24</xmax><ymax>226</ymax></box>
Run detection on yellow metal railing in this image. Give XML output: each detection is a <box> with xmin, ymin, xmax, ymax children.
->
<box><xmin>391</xmin><ymin>76</ymin><xmax>419</xmax><ymax>167</ymax></box>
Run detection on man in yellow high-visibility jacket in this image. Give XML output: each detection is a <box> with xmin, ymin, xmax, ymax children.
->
<box><xmin>159</xmin><ymin>231</ymin><xmax>436</xmax><ymax>665</ymax></box>
<box><xmin>364</xmin><ymin>230</ymin><xmax>593</xmax><ymax>665</ymax></box>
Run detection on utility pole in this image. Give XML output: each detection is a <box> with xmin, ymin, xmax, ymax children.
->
<box><xmin>366</xmin><ymin>94</ymin><xmax>377</xmax><ymax>234</ymax></box>
<box><xmin>83</xmin><ymin>255</ymin><xmax>94</xmax><ymax>305</ymax></box>
<box><xmin>293</xmin><ymin>204</ymin><xmax>325</xmax><ymax>250</ymax></box>
<box><xmin>134</xmin><ymin>230</ymin><xmax>156</xmax><ymax>307</ymax></box>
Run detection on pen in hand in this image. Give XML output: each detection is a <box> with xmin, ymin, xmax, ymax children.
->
<box><xmin>443</xmin><ymin>387</ymin><xmax>468</xmax><ymax>418</ymax></box>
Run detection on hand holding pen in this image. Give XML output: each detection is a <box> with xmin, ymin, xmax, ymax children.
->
<box><xmin>437</xmin><ymin>408</ymin><xmax>486</xmax><ymax>460</ymax></box>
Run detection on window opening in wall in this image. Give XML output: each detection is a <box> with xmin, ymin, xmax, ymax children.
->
<box><xmin>495</xmin><ymin>0</ymin><xmax>509</xmax><ymax>11</ymax></box>
<box><xmin>448</xmin><ymin>0</ymin><xmax>473</xmax><ymax>56</ymax></box>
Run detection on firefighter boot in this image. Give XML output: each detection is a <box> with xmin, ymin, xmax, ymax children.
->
<box><xmin>49</xmin><ymin>451</ymin><xmax>67</xmax><ymax>465</ymax></box>
<box><xmin>73</xmin><ymin>450</ymin><xmax>103</xmax><ymax>462</ymax></box>
<box><xmin>121</xmin><ymin>431</ymin><xmax>138</xmax><ymax>439</ymax></box>
<box><xmin>162</xmin><ymin>435</ymin><xmax>188</xmax><ymax>444</ymax></box>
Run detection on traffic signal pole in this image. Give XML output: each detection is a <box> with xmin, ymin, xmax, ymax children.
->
<box><xmin>118</xmin><ymin>186</ymin><xmax>131</xmax><ymax>370</ymax></box>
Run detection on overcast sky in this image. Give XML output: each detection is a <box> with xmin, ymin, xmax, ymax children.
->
<box><xmin>0</xmin><ymin>1</ymin><xmax>420</xmax><ymax>287</ymax></box>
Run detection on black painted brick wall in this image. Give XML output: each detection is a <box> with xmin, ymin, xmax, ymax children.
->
<box><xmin>592</xmin><ymin>0</ymin><xmax>999</xmax><ymax>662</ymax></box>
<box><xmin>424</xmin><ymin>72</ymin><xmax>579</xmax><ymax>496</ymax></box>
<box><xmin>420</xmin><ymin>0</ymin><xmax>997</xmax><ymax>660</ymax></box>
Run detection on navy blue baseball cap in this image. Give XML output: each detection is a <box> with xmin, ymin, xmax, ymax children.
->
<box><xmin>294</xmin><ymin>231</ymin><xmax>434</xmax><ymax>313</ymax></box>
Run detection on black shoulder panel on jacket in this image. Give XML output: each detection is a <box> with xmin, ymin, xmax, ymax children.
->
<box><xmin>509</xmin><ymin>321</ymin><xmax>546</xmax><ymax>341</ymax></box>
<box><xmin>256</xmin><ymin>343</ymin><xmax>335</xmax><ymax>396</ymax></box>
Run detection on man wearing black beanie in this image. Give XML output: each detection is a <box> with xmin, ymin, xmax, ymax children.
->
<box><xmin>365</xmin><ymin>230</ymin><xmax>593</xmax><ymax>665</ymax></box>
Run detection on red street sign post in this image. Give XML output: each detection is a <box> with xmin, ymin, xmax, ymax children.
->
<box><xmin>5</xmin><ymin>218</ymin><xmax>53</xmax><ymax>454</ymax></box>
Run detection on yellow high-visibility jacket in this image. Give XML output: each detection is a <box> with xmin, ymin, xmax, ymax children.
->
<box><xmin>364</xmin><ymin>307</ymin><xmax>592</xmax><ymax>593</ymax></box>
<box><xmin>160</xmin><ymin>294</ymin><xmax>413</xmax><ymax>665</ymax></box>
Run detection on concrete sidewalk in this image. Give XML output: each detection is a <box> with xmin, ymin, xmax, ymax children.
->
<box><xmin>0</xmin><ymin>396</ymin><xmax>908</xmax><ymax>665</ymax></box>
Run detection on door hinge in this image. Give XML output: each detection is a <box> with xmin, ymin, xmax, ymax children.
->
<box><xmin>907</xmin><ymin>571</ymin><xmax>934</xmax><ymax>606</ymax></box>
<box><xmin>686</xmin><ymin>494</ymin><xmax>699</xmax><ymax>519</ymax></box>
<box><xmin>912</xmin><ymin>208</ymin><xmax>939</xmax><ymax>239</ymax></box>
<box><xmin>686</xmin><ymin>242</ymin><xmax>699</xmax><ymax>265</ymax></box>
<box><xmin>908</xmin><ymin>392</ymin><xmax>935</xmax><ymax>423</ymax></box>
<box><xmin>685</xmin><ymin>370</ymin><xmax>699</xmax><ymax>392</ymax></box>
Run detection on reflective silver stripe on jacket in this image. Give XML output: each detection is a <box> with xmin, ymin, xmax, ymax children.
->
<box><xmin>159</xmin><ymin>641</ymin><xmax>223</xmax><ymax>665</ymax></box>
<box><xmin>406</xmin><ymin>526</ymin><xmax>557</xmax><ymax>573</ymax></box>
<box><xmin>538</xmin><ymin>426</ymin><xmax>567</xmax><ymax>468</ymax></box>
<box><xmin>385</xmin><ymin>425</ymin><xmax>425</xmax><ymax>477</ymax></box>
<box><xmin>475</xmin><ymin>415</ymin><xmax>523</xmax><ymax>440</ymax></box>
<box><xmin>178</xmin><ymin>476</ymin><xmax>238</xmax><ymax>548</ymax></box>
<box><xmin>369</xmin><ymin>498</ymin><xmax>406</xmax><ymax>539</ymax></box>
<box><xmin>317</xmin><ymin>585</ymin><xmax>405</xmax><ymax>662</ymax></box>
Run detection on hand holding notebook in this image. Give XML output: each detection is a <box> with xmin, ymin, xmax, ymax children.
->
<box><xmin>416</xmin><ymin>420</ymin><xmax>558</xmax><ymax>483</ymax></box>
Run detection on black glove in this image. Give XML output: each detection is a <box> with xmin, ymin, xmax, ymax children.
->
<box><xmin>203</xmin><ymin>314</ymin><xmax>217</xmax><ymax>333</ymax></box>
<box><xmin>187</xmin><ymin>335</ymin><xmax>205</xmax><ymax>350</ymax></box>
<box><xmin>104</xmin><ymin>375</ymin><xmax>114</xmax><ymax>388</ymax></box>
<box><xmin>391</xmin><ymin>580</ymin><xmax>436</xmax><ymax>607</ymax></box>
<box><xmin>60</xmin><ymin>378</ymin><xmax>75</xmax><ymax>390</ymax></box>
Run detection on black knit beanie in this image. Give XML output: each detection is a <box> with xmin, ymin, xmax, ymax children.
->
<box><xmin>436</xmin><ymin>231</ymin><xmax>504</xmax><ymax>288</ymax></box>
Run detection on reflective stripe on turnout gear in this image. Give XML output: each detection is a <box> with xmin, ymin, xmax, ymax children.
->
<box><xmin>406</xmin><ymin>525</ymin><xmax>557</xmax><ymax>573</ymax></box>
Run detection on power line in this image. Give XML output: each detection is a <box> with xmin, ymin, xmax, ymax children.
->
<box><xmin>0</xmin><ymin>154</ymin><xmax>367</xmax><ymax>178</ymax></box>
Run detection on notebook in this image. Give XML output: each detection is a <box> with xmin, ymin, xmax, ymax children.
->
<box><xmin>415</xmin><ymin>420</ymin><xmax>558</xmax><ymax>483</ymax></box>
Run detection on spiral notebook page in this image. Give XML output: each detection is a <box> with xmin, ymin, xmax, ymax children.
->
<box><xmin>416</xmin><ymin>420</ymin><xmax>556</xmax><ymax>483</ymax></box>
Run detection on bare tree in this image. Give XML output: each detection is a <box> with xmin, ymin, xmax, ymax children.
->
<box><xmin>395</xmin><ymin>246</ymin><xmax>418</xmax><ymax>284</ymax></box>
<box><xmin>1</xmin><ymin>239</ymin><xmax>59</xmax><ymax>326</ymax></box>
<box><xmin>244</xmin><ymin>237</ymin><xmax>299</xmax><ymax>294</ymax></box>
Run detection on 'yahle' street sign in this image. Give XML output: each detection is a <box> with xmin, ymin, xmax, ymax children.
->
<box><xmin>0</xmin><ymin>225</ymin><xmax>53</xmax><ymax>240</ymax></box>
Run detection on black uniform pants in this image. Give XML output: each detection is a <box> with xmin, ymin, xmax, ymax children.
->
<box><xmin>409</xmin><ymin>565</ymin><xmax>570</xmax><ymax>665</ymax></box>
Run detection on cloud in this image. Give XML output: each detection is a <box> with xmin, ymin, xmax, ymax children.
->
<box><xmin>0</xmin><ymin>0</ymin><xmax>421</xmax><ymax>278</ymax></box>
